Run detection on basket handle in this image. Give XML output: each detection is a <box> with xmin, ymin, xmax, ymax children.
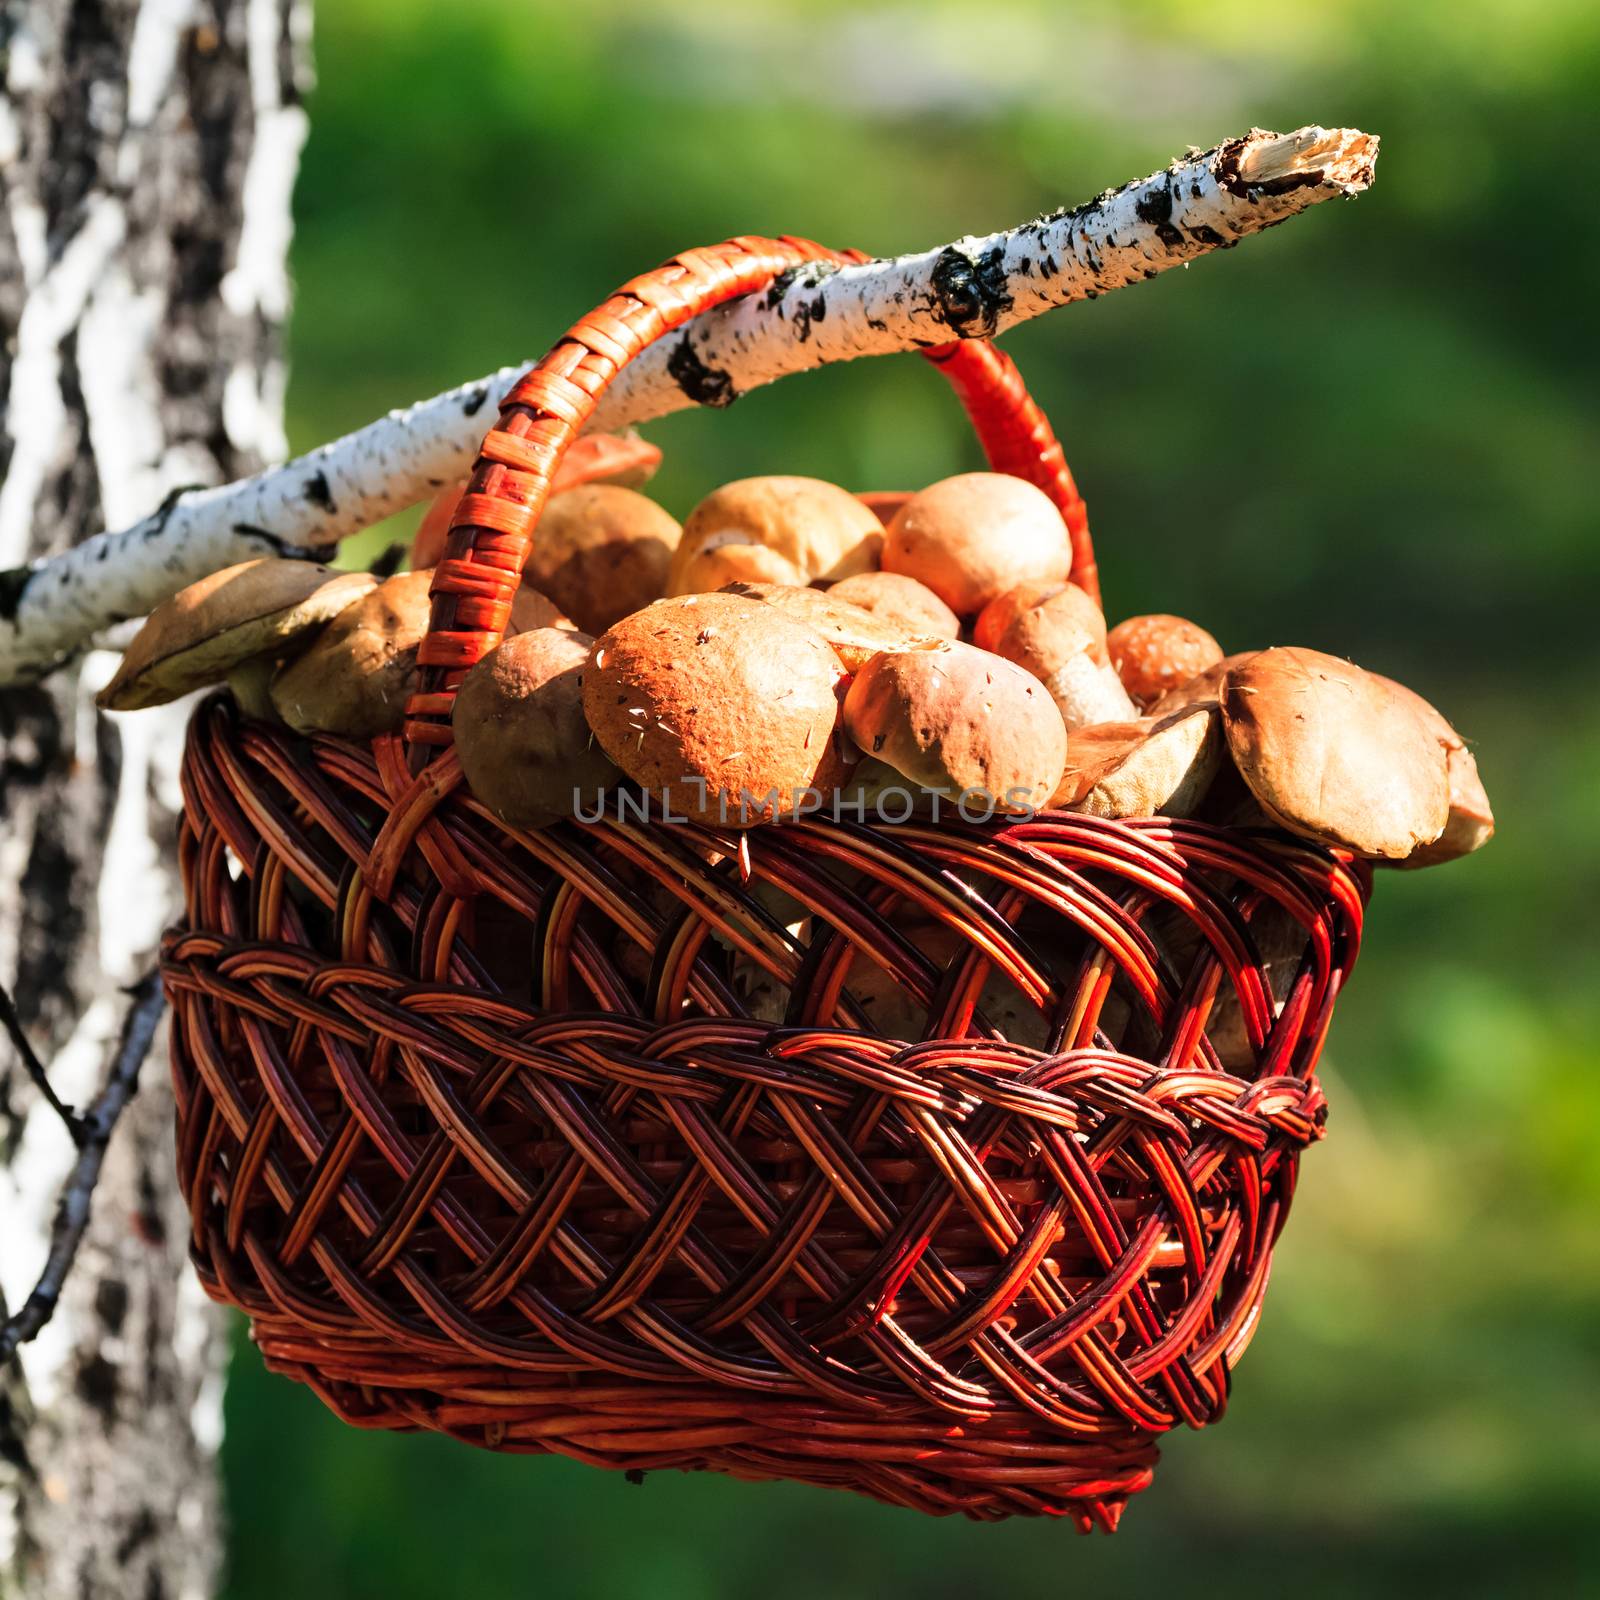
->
<box><xmin>403</xmin><ymin>235</ymin><xmax>1097</xmax><ymax>754</ymax></box>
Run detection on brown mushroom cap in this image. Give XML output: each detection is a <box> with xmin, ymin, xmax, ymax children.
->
<box><xmin>973</xmin><ymin>579</ymin><xmax>1104</xmax><ymax>660</ymax></box>
<box><xmin>1221</xmin><ymin>647</ymin><xmax>1450</xmax><ymax>860</ymax></box>
<box><xmin>843</xmin><ymin>641</ymin><xmax>1067</xmax><ymax>810</ymax></box>
<box><xmin>668</xmin><ymin>476</ymin><xmax>882</xmax><ymax>595</ymax></box>
<box><xmin>411</xmin><ymin>432</ymin><xmax>662</xmax><ymax>570</ymax></box>
<box><xmin>1049</xmin><ymin>703</ymin><xmax>1222</xmax><ymax>818</ymax></box>
<box><xmin>266</xmin><ymin>565</ymin><xmax>575</xmax><ymax>739</ymax></box>
<box><xmin>883</xmin><ymin>473</ymin><xmax>1072</xmax><ymax>617</ymax></box>
<box><xmin>672</xmin><ymin>542</ymin><xmax>811</xmax><ymax>595</ymax></box>
<box><xmin>96</xmin><ymin>559</ymin><xmax>376</xmax><ymax>711</ymax></box>
<box><xmin>269</xmin><ymin>568</ymin><xmax>436</xmax><ymax>738</ymax></box>
<box><xmin>583</xmin><ymin>593</ymin><xmax>854</xmax><ymax>826</ymax></box>
<box><xmin>452</xmin><ymin>627</ymin><xmax>618</xmax><ymax>827</ymax></box>
<box><xmin>508</xmin><ymin>584</ymin><xmax>580</xmax><ymax>634</ymax></box>
<box><xmin>976</xmin><ymin>581</ymin><xmax>1135</xmax><ymax>731</ymax></box>
<box><xmin>825</xmin><ymin>571</ymin><xmax>960</xmax><ymax>640</ymax></box>
<box><xmin>1147</xmin><ymin>651</ymin><xmax>1259</xmax><ymax>717</ymax></box>
<box><xmin>1372</xmin><ymin>675</ymin><xmax>1495</xmax><ymax>867</ymax></box>
<box><xmin>720</xmin><ymin>582</ymin><xmax>931</xmax><ymax>672</ymax></box>
<box><xmin>1106</xmin><ymin>614</ymin><xmax>1224</xmax><ymax>710</ymax></box>
<box><xmin>522</xmin><ymin>484</ymin><xmax>682</xmax><ymax>635</ymax></box>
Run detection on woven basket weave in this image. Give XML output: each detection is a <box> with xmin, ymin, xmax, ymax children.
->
<box><xmin>162</xmin><ymin>235</ymin><xmax>1369</xmax><ymax>1528</ymax></box>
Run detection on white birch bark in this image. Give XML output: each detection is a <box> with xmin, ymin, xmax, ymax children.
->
<box><xmin>0</xmin><ymin>124</ymin><xmax>1376</xmax><ymax>685</ymax></box>
<box><xmin>0</xmin><ymin>0</ymin><xmax>307</xmax><ymax>1594</ymax></box>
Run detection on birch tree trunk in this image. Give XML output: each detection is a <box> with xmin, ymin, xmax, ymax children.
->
<box><xmin>0</xmin><ymin>2</ymin><xmax>307</xmax><ymax>1594</ymax></box>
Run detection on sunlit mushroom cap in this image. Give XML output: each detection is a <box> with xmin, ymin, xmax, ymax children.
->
<box><xmin>843</xmin><ymin>641</ymin><xmax>1067</xmax><ymax>810</ymax></box>
<box><xmin>1106</xmin><ymin>613</ymin><xmax>1224</xmax><ymax>709</ymax></box>
<box><xmin>1049</xmin><ymin>703</ymin><xmax>1222</xmax><ymax>818</ymax></box>
<box><xmin>672</xmin><ymin>542</ymin><xmax>811</xmax><ymax>595</ymax></box>
<box><xmin>826</xmin><ymin>571</ymin><xmax>960</xmax><ymax>641</ymax></box>
<box><xmin>1221</xmin><ymin>648</ymin><xmax>1450</xmax><ymax>860</ymax></box>
<box><xmin>973</xmin><ymin>579</ymin><xmax>1105</xmax><ymax>661</ymax></box>
<box><xmin>720</xmin><ymin>582</ymin><xmax>934</xmax><ymax>672</ymax></box>
<box><xmin>522</xmin><ymin>484</ymin><xmax>682</xmax><ymax>635</ymax></box>
<box><xmin>669</xmin><ymin>475</ymin><xmax>882</xmax><ymax>595</ymax></box>
<box><xmin>583</xmin><ymin>593</ymin><xmax>855</xmax><ymax>826</ymax></box>
<box><xmin>96</xmin><ymin>558</ymin><xmax>376</xmax><ymax>711</ymax></box>
<box><xmin>974</xmin><ymin>581</ymin><xmax>1133</xmax><ymax>731</ymax></box>
<box><xmin>883</xmin><ymin>474</ymin><xmax>1072</xmax><ymax>617</ymax></box>
<box><xmin>1147</xmin><ymin>651</ymin><xmax>1258</xmax><ymax>717</ymax></box>
<box><xmin>1372</xmin><ymin>675</ymin><xmax>1495</xmax><ymax>867</ymax></box>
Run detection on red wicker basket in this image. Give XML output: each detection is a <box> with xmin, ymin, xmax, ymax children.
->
<box><xmin>162</xmin><ymin>236</ymin><xmax>1369</xmax><ymax>1528</ymax></box>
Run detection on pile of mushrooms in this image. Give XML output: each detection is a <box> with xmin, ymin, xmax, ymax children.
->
<box><xmin>100</xmin><ymin>454</ymin><xmax>1493</xmax><ymax>876</ymax></box>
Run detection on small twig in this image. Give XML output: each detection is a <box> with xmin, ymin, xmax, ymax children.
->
<box><xmin>0</xmin><ymin>979</ymin><xmax>81</xmax><ymax>1138</ymax></box>
<box><xmin>0</xmin><ymin>974</ymin><xmax>166</xmax><ymax>1365</ymax></box>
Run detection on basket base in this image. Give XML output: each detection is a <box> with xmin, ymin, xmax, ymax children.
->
<box><xmin>252</xmin><ymin>1323</ymin><xmax>1159</xmax><ymax>1527</ymax></box>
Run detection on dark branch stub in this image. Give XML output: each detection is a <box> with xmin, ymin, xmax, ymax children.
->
<box><xmin>0</xmin><ymin>980</ymin><xmax>81</xmax><ymax>1136</ymax></box>
<box><xmin>0</xmin><ymin>974</ymin><xmax>166</xmax><ymax>1365</ymax></box>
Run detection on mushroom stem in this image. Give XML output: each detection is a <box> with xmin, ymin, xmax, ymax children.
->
<box><xmin>0</xmin><ymin>125</ymin><xmax>1377</xmax><ymax>686</ymax></box>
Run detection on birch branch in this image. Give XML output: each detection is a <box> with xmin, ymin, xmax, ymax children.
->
<box><xmin>0</xmin><ymin>125</ymin><xmax>1376</xmax><ymax>684</ymax></box>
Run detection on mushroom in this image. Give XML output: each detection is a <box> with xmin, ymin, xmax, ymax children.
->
<box><xmin>667</xmin><ymin>475</ymin><xmax>883</xmax><ymax>596</ymax></box>
<box><xmin>1221</xmin><ymin>648</ymin><xmax>1450</xmax><ymax>860</ymax></box>
<box><xmin>882</xmin><ymin>473</ymin><xmax>1071</xmax><ymax>617</ymax></box>
<box><xmin>268</xmin><ymin>565</ymin><xmax>576</xmax><ymax>738</ymax></box>
<box><xmin>410</xmin><ymin>430</ymin><xmax>662</xmax><ymax>570</ymax></box>
<box><xmin>1106</xmin><ymin>613</ymin><xmax>1224</xmax><ymax>710</ymax></box>
<box><xmin>508</xmin><ymin>585</ymin><xmax>581</xmax><ymax>634</ymax></box>
<box><xmin>1373</xmin><ymin>676</ymin><xmax>1494</xmax><ymax>867</ymax></box>
<box><xmin>972</xmin><ymin>578</ymin><xmax>1097</xmax><ymax>655</ymax></box>
<box><xmin>521</xmin><ymin>484</ymin><xmax>682</xmax><ymax>635</ymax></box>
<box><xmin>582</xmin><ymin>593</ymin><xmax>855</xmax><ymax>826</ymax></box>
<box><xmin>843</xmin><ymin>641</ymin><xmax>1067</xmax><ymax>811</ymax></box>
<box><xmin>1049</xmin><ymin>703</ymin><xmax>1222</xmax><ymax>818</ymax></box>
<box><xmin>720</xmin><ymin>582</ymin><xmax>933</xmax><ymax>672</ymax></box>
<box><xmin>96</xmin><ymin>558</ymin><xmax>376</xmax><ymax>712</ymax></box>
<box><xmin>452</xmin><ymin>627</ymin><xmax>619</xmax><ymax>827</ymax></box>
<box><xmin>825</xmin><ymin>571</ymin><xmax>960</xmax><ymax>640</ymax></box>
<box><xmin>269</xmin><ymin>568</ymin><xmax>436</xmax><ymax>737</ymax></box>
<box><xmin>1148</xmin><ymin>651</ymin><xmax>1258</xmax><ymax>717</ymax></box>
<box><xmin>974</xmin><ymin>580</ymin><xmax>1136</xmax><ymax>730</ymax></box>
<box><xmin>672</xmin><ymin>541</ymin><xmax>812</xmax><ymax>595</ymax></box>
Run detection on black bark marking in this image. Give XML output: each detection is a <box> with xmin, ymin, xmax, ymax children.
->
<box><xmin>666</xmin><ymin>333</ymin><xmax>736</xmax><ymax>408</ymax></box>
<box><xmin>1134</xmin><ymin>178</ymin><xmax>1185</xmax><ymax>251</ymax></box>
<box><xmin>116</xmin><ymin>1508</ymin><xmax>159</xmax><ymax>1564</ymax></box>
<box><xmin>301</xmin><ymin>469</ymin><xmax>335</xmax><ymax>514</ymax></box>
<box><xmin>0</xmin><ymin>568</ymin><xmax>30</xmax><ymax>622</ymax></box>
<box><xmin>763</xmin><ymin>267</ymin><xmax>802</xmax><ymax>310</ymax></box>
<box><xmin>75</xmin><ymin>1351</ymin><xmax>120</xmax><ymax>1421</ymax></box>
<box><xmin>929</xmin><ymin>244</ymin><xmax>1012</xmax><ymax>338</ymax></box>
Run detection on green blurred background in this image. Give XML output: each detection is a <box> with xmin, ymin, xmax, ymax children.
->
<box><xmin>221</xmin><ymin>1</ymin><xmax>1599</xmax><ymax>1594</ymax></box>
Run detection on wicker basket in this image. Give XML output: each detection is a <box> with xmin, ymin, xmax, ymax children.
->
<box><xmin>161</xmin><ymin>235</ymin><xmax>1369</xmax><ymax>1528</ymax></box>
